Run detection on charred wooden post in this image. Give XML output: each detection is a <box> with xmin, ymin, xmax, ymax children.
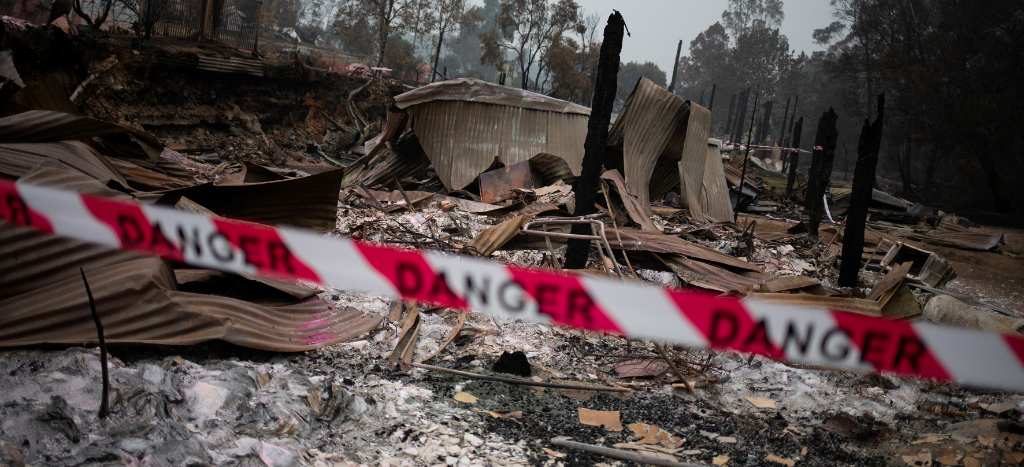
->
<box><xmin>667</xmin><ymin>40</ymin><xmax>682</xmax><ymax>94</ymax></box>
<box><xmin>707</xmin><ymin>83</ymin><xmax>716</xmax><ymax>111</ymax></box>
<box><xmin>781</xmin><ymin>95</ymin><xmax>799</xmax><ymax>172</ymax></box>
<box><xmin>431</xmin><ymin>30</ymin><xmax>444</xmax><ymax>83</ymax></box>
<box><xmin>785</xmin><ymin>117</ymin><xmax>803</xmax><ymax>197</ymax></box>
<box><xmin>805</xmin><ymin>108</ymin><xmax>839</xmax><ymax>238</ymax></box>
<box><xmin>755</xmin><ymin>100</ymin><xmax>773</xmax><ymax>146</ymax></box>
<box><xmin>778</xmin><ymin>98</ymin><xmax>791</xmax><ymax>143</ymax></box>
<box><xmin>733</xmin><ymin>88</ymin><xmax>748</xmax><ymax>143</ymax></box>
<box><xmin>733</xmin><ymin>83</ymin><xmax>759</xmax><ymax>221</ymax></box>
<box><xmin>564</xmin><ymin>11</ymin><xmax>625</xmax><ymax>270</ymax></box>
<box><xmin>724</xmin><ymin>94</ymin><xmax>736</xmax><ymax>137</ymax></box>
<box><xmin>839</xmin><ymin>95</ymin><xmax>885</xmax><ymax>287</ymax></box>
<box><xmin>80</xmin><ymin>268</ymin><xmax>109</xmax><ymax>419</ymax></box>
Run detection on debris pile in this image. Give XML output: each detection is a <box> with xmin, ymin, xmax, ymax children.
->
<box><xmin>0</xmin><ymin>21</ymin><xmax>1023</xmax><ymax>467</ymax></box>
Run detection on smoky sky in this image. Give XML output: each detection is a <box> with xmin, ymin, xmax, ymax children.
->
<box><xmin>542</xmin><ymin>0</ymin><xmax>835</xmax><ymax>74</ymax></box>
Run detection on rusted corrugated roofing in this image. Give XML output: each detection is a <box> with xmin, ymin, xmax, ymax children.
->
<box><xmin>657</xmin><ymin>253</ymin><xmax>763</xmax><ymax>292</ymax></box>
<box><xmin>392</xmin><ymin>80</ymin><xmax>589</xmax><ymax>191</ymax></box>
<box><xmin>606</xmin><ymin>77</ymin><xmax>707</xmax><ymax>215</ymax></box>
<box><xmin>154</xmin><ymin>168</ymin><xmax>347</xmax><ymax>231</ymax></box>
<box><xmin>108</xmin><ymin>157</ymin><xmax>198</xmax><ymax>191</ymax></box>
<box><xmin>0</xmin><ymin>110</ymin><xmax>134</xmax><ymax>144</ymax></box>
<box><xmin>0</xmin><ymin>257</ymin><xmax>381</xmax><ymax>350</ymax></box>
<box><xmin>675</xmin><ymin>104</ymin><xmax>712</xmax><ymax>221</ymax></box>
<box><xmin>196</xmin><ymin>55</ymin><xmax>266</xmax><ymax>77</ymax></box>
<box><xmin>0</xmin><ymin>140</ymin><xmax>130</xmax><ymax>188</ymax></box>
<box><xmin>468</xmin><ymin>215</ymin><xmax>535</xmax><ymax>257</ymax></box>
<box><xmin>394</xmin><ymin>79</ymin><xmax>592</xmax><ymax>115</ymax></box>
<box><xmin>361</xmin><ymin>131</ymin><xmax>431</xmax><ymax>189</ymax></box>
<box><xmin>698</xmin><ymin>139</ymin><xmax>734</xmax><ymax>222</ymax></box>
<box><xmin>601</xmin><ymin>169</ymin><xmax>658</xmax><ymax>231</ymax></box>
<box><xmin>605</xmin><ymin>228</ymin><xmax>763</xmax><ymax>272</ymax></box>
<box><xmin>908</xmin><ymin>231</ymin><xmax>1007</xmax><ymax>251</ymax></box>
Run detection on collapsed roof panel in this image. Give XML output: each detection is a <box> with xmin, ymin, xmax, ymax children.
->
<box><xmin>606</xmin><ymin>77</ymin><xmax>709</xmax><ymax>215</ymax></box>
<box><xmin>0</xmin><ymin>257</ymin><xmax>382</xmax><ymax>351</ymax></box>
<box><xmin>0</xmin><ymin>140</ymin><xmax>130</xmax><ymax>188</ymax></box>
<box><xmin>392</xmin><ymin>79</ymin><xmax>589</xmax><ymax>191</ymax></box>
<box><xmin>153</xmin><ymin>167</ymin><xmax>347</xmax><ymax>231</ymax></box>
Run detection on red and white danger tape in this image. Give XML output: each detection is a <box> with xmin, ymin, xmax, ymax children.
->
<box><xmin>2</xmin><ymin>179</ymin><xmax>1023</xmax><ymax>391</ymax></box>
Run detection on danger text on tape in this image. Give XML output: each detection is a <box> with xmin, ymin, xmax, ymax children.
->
<box><xmin>3</xmin><ymin>179</ymin><xmax>1024</xmax><ymax>392</ymax></box>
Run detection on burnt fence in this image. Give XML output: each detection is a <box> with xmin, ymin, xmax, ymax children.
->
<box><xmin>143</xmin><ymin>0</ymin><xmax>263</xmax><ymax>50</ymax></box>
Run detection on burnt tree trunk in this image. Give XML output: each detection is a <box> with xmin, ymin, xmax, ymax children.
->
<box><xmin>838</xmin><ymin>95</ymin><xmax>885</xmax><ymax>287</ymax></box>
<box><xmin>785</xmin><ymin>117</ymin><xmax>803</xmax><ymax>197</ymax></box>
<box><xmin>734</xmin><ymin>88</ymin><xmax>748</xmax><ymax>139</ymax></box>
<box><xmin>975</xmin><ymin>150</ymin><xmax>1013</xmax><ymax>213</ymax></box>
<box><xmin>805</xmin><ymin>108</ymin><xmax>839</xmax><ymax>238</ymax></box>
<box><xmin>724</xmin><ymin>94</ymin><xmax>736</xmax><ymax>138</ymax></box>
<box><xmin>564</xmin><ymin>12</ymin><xmax>624</xmax><ymax>269</ymax></box>
<box><xmin>778</xmin><ymin>98</ymin><xmax>790</xmax><ymax>143</ymax></box>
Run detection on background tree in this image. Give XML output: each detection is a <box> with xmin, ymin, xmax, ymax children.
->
<box><xmin>428</xmin><ymin>0</ymin><xmax>476</xmax><ymax>82</ymax></box>
<box><xmin>544</xmin><ymin>11</ymin><xmax>599</xmax><ymax>103</ymax></box>
<box><xmin>720</xmin><ymin>0</ymin><xmax>783</xmax><ymax>39</ymax></box>
<box><xmin>479</xmin><ymin>0</ymin><xmax>582</xmax><ymax>91</ymax></box>
<box><xmin>442</xmin><ymin>0</ymin><xmax>500</xmax><ymax>78</ymax></box>
<box><xmin>614</xmin><ymin>61</ymin><xmax>665</xmax><ymax>110</ymax></box>
<box><xmin>822</xmin><ymin>0</ymin><xmax>1024</xmax><ymax>212</ymax></box>
<box><xmin>333</xmin><ymin>0</ymin><xmax>419</xmax><ymax>67</ymax></box>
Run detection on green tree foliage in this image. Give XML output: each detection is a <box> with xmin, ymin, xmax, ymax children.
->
<box><xmin>479</xmin><ymin>0</ymin><xmax>583</xmax><ymax>90</ymax></box>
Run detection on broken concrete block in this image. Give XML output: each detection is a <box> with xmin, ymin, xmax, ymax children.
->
<box><xmin>923</xmin><ymin>295</ymin><xmax>1024</xmax><ymax>334</ymax></box>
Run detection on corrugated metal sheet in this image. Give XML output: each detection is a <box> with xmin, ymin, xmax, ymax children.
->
<box><xmin>108</xmin><ymin>157</ymin><xmax>198</xmax><ymax>191</ymax></box>
<box><xmin>606</xmin><ymin>77</ymin><xmax>701</xmax><ymax>215</ymax></box>
<box><xmin>601</xmin><ymin>169</ymin><xmax>659</xmax><ymax>231</ymax></box>
<box><xmin>529</xmin><ymin>153</ymin><xmax>577</xmax><ymax>186</ymax></box>
<box><xmin>0</xmin><ymin>110</ymin><xmax>134</xmax><ymax>144</ymax></box>
<box><xmin>604</xmin><ymin>228</ymin><xmax>762</xmax><ymax>271</ymax></box>
<box><xmin>658</xmin><ymin>253</ymin><xmax>762</xmax><ymax>292</ymax></box>
<box><xmin>154</xmin><ymin>168</ymin><xmax>347</xmax><ymax>231</ymax></box>
<box><xmin>468</xmin><ymin>215</ymin><xmax>535</xmax><ymax>257</ymax></box>
<box><xmin>394</xmin><ymin>79</ymin><xmax>591</xmax><ymax>115</ymax></box>
<box><xmin>676</xmin><ymin>104</ymin><xmax>712</xmax><ymax>221</ymax></box>
<box><xmin>362</xmin><ymin>131</ymin><xmax>431</xmax><ymax>188</ymax></box>
<box><xmin>196</xmin><ymin>55</ymin><xmax>266</xmax><ymax>77</ymax></box>
<box><xmin>908</xmin><ymin>231</ymin><xmax>1007</xmax><ymax>251</ymax></box>
<box><xmin>697</xmin><ymin>139</ymin><xmax>734</xmax><ymax>222</ymax></box>
<box><xmin>0</xmin><ymin>222</ymin><xmax>146</xmax><ymax>301</ymax></box>
<box><xmin>744</xmin><ymin>293</ymin><xmax>882</xmax><ymax>317</ymax></box>
<box><xmin>406</xmin><ymin>99</ymin><xmax>588</xmax><ymax>191</ymax></box>
<box><xmin>0</xmin><ymin>257</ymin><xmax>381</xmax><ymax>350</ymax></box>
<box><xmin>0</xmin><ymin>140</ymin><xmax>130</xmax><ymax>188</ymax></box>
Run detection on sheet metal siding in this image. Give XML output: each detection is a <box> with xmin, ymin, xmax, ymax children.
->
<box><xmin>409</xmin><ymin>100</ymin><xmax>586</xmax><ymax>191</ymax></box>
<box><xmin>699</xmin><ymin>141</ymin><xmax>735</xmax><ymax>222</ymax></box>
<box><xmin>676</xmin><ymin>103</ymin><xmax>712</xmax><ymax>220</ymax></box>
